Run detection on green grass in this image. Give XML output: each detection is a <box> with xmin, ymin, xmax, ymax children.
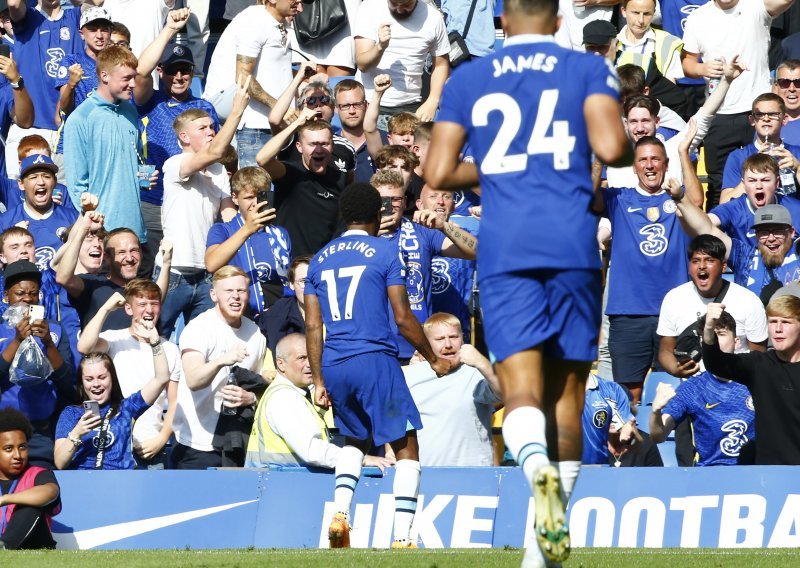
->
<box><xmin>3</xmin><ymin>549</ymin><xmax>800</xmax><ymax>568</ymax></box>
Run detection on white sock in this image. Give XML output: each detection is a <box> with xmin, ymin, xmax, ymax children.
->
<box><xmin>553</xmin><ymin>460</ymin><xmax>581</xmax><ymax>505</ymax></box>
<box><xmin>392</xmin><ymin>459</ymin><xmax>421</xmax><ymax>542</ymax></box>
<box><xmin>503</xmin><ymin>407</ymin><xmax>550</xmax><ymax>491</ymax></box>
<box><xmin>333</xmin><ymin>446</ymin><xmax>364</xmax><ymax>517</ymax></box>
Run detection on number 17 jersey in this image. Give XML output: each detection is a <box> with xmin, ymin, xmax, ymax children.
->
<box><xmin>306</xmin><ymin>230</ymin><xmax>407</xmax><ymax>365</ymax></box>
<box><xmin>437</xmin><ymin>36</ymin><xmax>621</xmax><ymax>277</ymax></box>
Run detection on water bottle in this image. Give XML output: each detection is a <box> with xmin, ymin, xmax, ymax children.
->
<box><xmin>222</xmin><ymin>367</ymin><xmax>238</xmax><ymax>416</ymax></box>
<box><xmin>707</xmin><ymin>58</ymin><xmax>722</xmax><ymax>95</ymax></box>
<box><xmin>780</xmin><ymin>167</ymin><xmax>797</xmax><ymax>196</ymax></box>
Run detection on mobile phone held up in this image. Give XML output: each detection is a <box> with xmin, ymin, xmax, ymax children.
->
<box><xmin>381</xmin><ymin>196</ymin><xmax>393</xmax><ymax>218</ymax></box>
<box><xmin>83</xmin><ymin>400</ymin><xmax>101</xmax><ymax>418</ymax></box>
<box><xmin>0</xmin><ymin>44</ymin><xmax>10</xmax><ymax>60</ymax></box>
<box><xmin>28</xmin><ymin>304</ymin><xmax>45</xmax><ymax>322</ymax></box>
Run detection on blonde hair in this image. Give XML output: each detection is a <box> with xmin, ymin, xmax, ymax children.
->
<box><xmin>231</xmin><ymin>166</ymin><xmax>271</xmax><ymax>196</ymax></box>
<box><xmin>767</xmin><ymin>295</ymin><xmax>800</xmax><ymax>321</ymax></box>
<box><xmin>370</xmin><ymin>169</ymin><xmax>404</xmax><ymax>190</ymax></box>
<box><xmin>213</xmin><ymin>265</ymin><xmax>250</xmax><ymax>284</ymax></box>
<box><xmin>423</xmin><ymin>312</ymin><xmax>462</xmax><ymax>333</ymax></box>
<box><xmin>173</xmin><ymin>108</ymin><xmax>211</xmax><ymax>139</ymax></box>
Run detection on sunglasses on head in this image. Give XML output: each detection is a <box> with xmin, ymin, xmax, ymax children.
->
<box><xmin>776</xmin><ymin>78</ymin><xmax>800</xmax><ymax>89</ymax></box>
<box><xmin>303</xmin><ymin>95</ymin><xmax>331</xmax><ymax>107</ymax></box>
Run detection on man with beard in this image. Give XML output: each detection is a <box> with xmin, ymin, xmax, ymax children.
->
<box><xmin>668</xmin><ymin>181</ymin><xmax>800</xmax><ymax>304</ymax></box>
<box><xmin>256</xmin><ymin>111</ymin><xmax>346</xmax><ymax>256</ymax></box>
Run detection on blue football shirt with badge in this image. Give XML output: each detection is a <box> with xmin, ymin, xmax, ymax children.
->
<box><xmin>53</xmin><ymin>50</ymin><xmax>98</xmax><ymax>154</ymax></box>
<box><xmin>582</xmin><ymin>374</ymin><xmax>634</xmax><ymax>464</ymax></box>
<box><xmin>306</xmin><ymin>231</ymin><xmax>407</xmax><ymax>365</ymax></box>
<box><xmin>0</xmin><ymin>203</ymin><xmax>79</xmax><ymax>273</ymax></box>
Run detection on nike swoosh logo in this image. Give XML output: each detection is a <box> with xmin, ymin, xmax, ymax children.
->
<box><xmin>167</xmin><ymin>101</ymin><xmax>180</xmax><ymax>107</ymax></box>
<box><xmin>52</xmin><ymin>499</ymin><xmax>257</xmax><ymax>549</ymax></box>
<box><xmin>627</xmin><ymin>207</ymin><xmax>642</xmax><ymax>213</ymax></box>
<box><xmin>746</xmin><ymin>231</ymin><xmax>756</xmax><ymax>238</ymax></box>
<box><xmin>705</xmin><ymin>402</ymin><xmax>721</xmax><ymax>409</ymax></box>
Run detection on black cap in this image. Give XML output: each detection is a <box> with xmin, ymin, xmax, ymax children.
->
<box><xmin>3</xmin><ymin>259</ymin><xmax>41</xmax><ymax>289</ymax></box>
<box><xmin>583</xmin><ymin>20</ymin><xmax>618</xmax><ymax>45</ymax></box>
<box><xmin>159</xmin><ymin>44</ymin><xmax>194</xmax><ymax>70</ymax></box>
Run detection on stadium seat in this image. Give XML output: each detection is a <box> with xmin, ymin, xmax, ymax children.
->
<box><xmin>657</xmin><ymin>440</ymin><xmax>679</xmax><ymax>467</ymax></box>
<box><xmin>642</xmin><ymin>371</ymin><xmax>681</xmax><ymax>408</ymax></box>
<box><xmin>636</xmin><ymin>403</ymin><xmax>652</xmax><ymax>434</ymax></box>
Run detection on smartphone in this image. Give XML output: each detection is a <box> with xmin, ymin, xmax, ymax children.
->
<box><xmin>673</xmin><ymin>349</ymin><xmax>692</xmax><ymax>363</ymax></box>
<box><xmin>381</xmin><ymin>196</ymin><xmax>394</xmax><ymax>218</ymax></box>
<box><xmin>83</xmin><ymin>400</ymin><xmax>100</xmax><ymax>418</ymax></box>
<box><xmin>257</xmin><ymin>189</ymin><xmax>275</xmax><ymax>211</ymax></box>
<box><xmin>28</xmin><ymin>304</ymin><xmax>45</xmax><ymax>321</ymax></box>
<box><xmin>0</xmin><ymin>45</ymin><xmax>10</xmax><ymax>60</ymax></box>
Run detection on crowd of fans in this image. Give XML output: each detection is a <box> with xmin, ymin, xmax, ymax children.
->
<box><xmin>0</xmin><ymin>0</ymin><xmax>800</xmax><ymax>550</ymax></box>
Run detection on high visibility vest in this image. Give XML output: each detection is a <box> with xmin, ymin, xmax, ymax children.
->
<box><xmin>616</xmin><ymin>28</ymin><xmax>683</xmax><ymax>78</ymax></box>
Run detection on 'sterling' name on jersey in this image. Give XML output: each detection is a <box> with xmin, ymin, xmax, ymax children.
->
<box><xmin>492</xmin><ymin>53</ymin><xmax>558</xmax><ymax>78</ymax></box>
<box><xmin>316</xmin><ymin>240</ymin><xmax>377</xmax><ymax>262</ymax></box>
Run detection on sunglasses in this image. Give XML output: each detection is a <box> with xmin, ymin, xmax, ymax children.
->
<box><xmin>303</xmin><ymin>95</ymin><xmax>331</xmax><ymax>107</ymax></box>
<box><xmin>164</xmin><ymin>66</ymin><xmax>193</xmax><ymax>76</ymax></box>
<box><xmin>776</xmin><ymin>78</ymin><xmax>800</xmax><ymax>89</ymax></box>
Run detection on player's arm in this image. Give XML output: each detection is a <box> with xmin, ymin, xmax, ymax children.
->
<box><xmin>0</xmin><ymin>54</ymin><xmax>33</xmax><ymax>129</ymax></box>
<box><xmin>236</xmin><ymin>54</ymin><xmax>278</xmax><ymax>109</ymax></box>
<box><xmin>304</xmin><ymin>293</ymin><xmax>330</xmax><ymax>408</ymax></box>
<box><xmin>649</xmin><ymin>382</ymin><xmax>678</xmax><ymax>443</ymax></box>
<box><xmin>665</xmin><ymin>180</ymin><xmax>732</xmax><ymax>259</ymax></box>
<box><xmin>585</xmin><ymin>94</ymin><xmax>633</xmax><ymax>168</ymax></box>
<box><xmin>425</xmin><ymin>121</ymin><xmax>480</xmax><ymax>190</ymax></box>
<box><xmin>388</xmin><ymin>284</ymin><xmax>450</xmax><ymax>376</ymax></box>
<box><xmin>181</xmin><ymin>342</ymin><xmax>247</xmax><ymax>391</ymax></box>
<box><xmin>416</xmin><ymin>55</ymin><xmax>448</xmax><ymax>122</ymax></box>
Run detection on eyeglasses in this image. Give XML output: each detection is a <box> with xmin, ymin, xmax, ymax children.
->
<box><xmin>752</xmin><ymin>111</ymin><xmax>783</xmax><ymax>120</ymax></box>
<box><xmin>303</xmin><ymin>95</ymin><xmax>331</xmax><ymax>107</ymax></box>
<box><xmin>756</xmin><ymin>227</ymin><xmax>790</xmax><ymax>239</ymax></box>
<box><xmin>294</xmin><ymin>278</ymin><xmax>308</xmax><ymax>286</ymax></box>
<box><xmin>110</xmin><ymin>40</ymin><xmax>130</xmax><ymax>49</ymax></box>
<box><xmin>337</xmin><ymin>101</ymin><xmax>366</xmax><ymax>111</ymax></box>
<box><xmin>776</xmin><ymin>78</ymin><xmax>800</xmax><ymax>89</ymax></box>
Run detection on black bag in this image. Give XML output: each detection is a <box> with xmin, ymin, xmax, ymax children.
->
<box><xmin>447</xmin><ymin>0</ymin><xmax>479</xmax><ymax>68</ymax></box>
<box><xmin>674</xmin><ymin>280</ymin><xmax>730</xmax><ymax>363</ymax></box>
<box><xmin>293</xmin><ymin>0</ymin><xmax>348</xmax><ymax>48</ymax></box>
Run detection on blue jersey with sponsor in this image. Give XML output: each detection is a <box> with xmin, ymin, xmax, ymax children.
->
<box><xmin>727</xmin><ymin>238</ymin><xmax>800</xmax><ymax>294</ymax></box>
<box><xmin>54</xmin><ymin>50</ymin><xmax>98</xmax><ymax>154</ymax></box>
<box><xmin>437</xmin><ymin>36</ymin><xmax>619</xmax><ymax>277</ymax></box>
<box><xmin>659</xmin><ymin>0</ymin><xmax>708</xmax><ymax>85</ymax></box>
<box><xmin>206</xmin><ymin>214</ymin><xmax>292</xmax><ymax>313</ymax></box>
<box><xmin>0</xmin><ymin>203</ymin><xmax>78</xmax><ymax>272</ymax></box>
<box><xmin>722</xmin><ymin>142</ymin><xmax>800</xmax><ymax>191</ymax></box>
<box><xmin>381</xmin><ymin>218</ymin><xmax>445</xmax><ymax>359</ymax></box>
<box><xmin>602</xmin><ymin>188</ymin><xmax>690</xmax><ymax>315</ymax></box>
<box><xmin>431</xmin><ymin>215</ymin><xmax>478</xmax><ymax>340</ymax></box>
<box><xmin>138</xmin><ymin>92</ymin><xmax>220</xmax><ymax>205</ymax></box>
<box><xmin>663</xmin><ymin>370</ymin><xmax>755</xmax><ymax>466</ymax></box>
<box><xmin>709</xmin><ymin>195</ymin><xmax>756</xmax><ymax>246</ymax></box>
<box><xmin>582</xmin><ymin>376</ymin><xmax>634</xmax><ymax>465</ymax></box>
<box><xmin>13</xmin><ymin>6</ymin><xmax>82</xmax><ymax>130</ymax></box>
<box><xmin>306</xmin><ymin>231</ymin><xmax>406</xmax><ymax>365</ymax></box>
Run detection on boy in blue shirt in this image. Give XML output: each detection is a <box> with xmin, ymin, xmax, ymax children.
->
<box><xmin>305</xmin><ymin>183</ymin><xmax>450</xmax><ymax>549</ymax></box>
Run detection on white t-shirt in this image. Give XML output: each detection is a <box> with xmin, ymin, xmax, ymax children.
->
<box><xmin>103</xmin><ymin>0</ymin><xmax>172</xmax><ymax>58</ymax></box>
<box><xmin>354</xmin><ymin>0</ymin><xmax>449</xmax><ymax>107</ymax></box>
<box><xmin>682</xmin><ymin>0</ymin><xmax>772</xmax><ymax>115</ymax></box>
<box><xmin>403</xmin><ymin>361</ymin><xmax>500</xmax><ymax>467</ymax></box>
<box><xmin>657</xmin><ymin>280</ymin><xmax>768</xmax><ymax>356</ymax></box>
<box><xmin>99</xmin><ymin>328</ymin><xmax>182</xmax><ymax>445</ymax></box>
<box><xmin>173</xmin><ymin>308</ymin><xmax>266</xmax><ymax>451</ymax></box>
<box><xmin>554</xmin><ymin>0</ymin><xmax>614</xmax><ymax>51</ymax></box>
<box><xmin>202</xmin><ymin>5</ymin><xmax>293</xmax><ymax>129</ymax></box>
<box><xmin>160</xmin><ymin>154</ymin><xmax>230</xmax><ymax>269</ymax></box>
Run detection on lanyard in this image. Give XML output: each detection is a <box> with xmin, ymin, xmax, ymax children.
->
<box><xmin>0</xmin><ymin>478</ymin><xmax>20</xmax><ymax>534</ymax></box>
<box><xmin>235</xmin><ymin>215</ymin><xmax>288</xmax><ymax>312</ymax></box>
<box><xmin>94</xmin><ymin>408</ymin><xmax>114</xmax><ymax>470</ymax></box>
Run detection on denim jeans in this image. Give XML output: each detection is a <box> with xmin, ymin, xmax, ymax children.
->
<box><xmin>153</xmin><ymin>266</ymin><xmax>214</xmax><ymax>339</ymax></box>
<box><xmin>236</xmin><ymin>127</ymin><xmax>272</xmax><ymax>168</ymax></box>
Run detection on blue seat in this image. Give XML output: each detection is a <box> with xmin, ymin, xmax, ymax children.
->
<box><xmin>657</xmin><ymin>440</ymin><xmax>679</xmax><ymax>467</ymax></box>
<box><xmin>636</xmin><ymin>403</ymin><xmax>652</xmax><ymax>434</ymax></box>
<box><xmin>642</xmin><ymin>371</ymin><xmax>682</xmax><ymax>408</ymax></box>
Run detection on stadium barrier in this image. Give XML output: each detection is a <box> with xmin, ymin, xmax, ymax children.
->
<box><xmin>51</xmin><ymin>466</ymin><xmax>800</xmax><ymax>549</ymax></box>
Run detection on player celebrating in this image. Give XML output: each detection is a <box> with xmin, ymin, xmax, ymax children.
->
<box><xmin>425</xmin><ymin>0</ymin><xmax>632</xmax><ymax>564</ymax></box>
<box><xmin>305</xmin><ymin>183</ymin><xmax>451</xmax><ymax>549</ymax></box>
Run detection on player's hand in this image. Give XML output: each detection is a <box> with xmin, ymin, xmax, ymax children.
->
<box><xmin>296</xmin><ymin>61</ymin><xmax>316</xmax><ymax>82</ymax></box>
<box><xmin>67</xmin><ymin>63</ymin><xmax>84</xmax><ymax>88</ymax></box>
<box><xmin>221</xmin><ymin>384</ymin><xmax>255</xmax><ymax>408</ymax></box>
<box><xmin>415</xmin><ymin>99</ymin><xmax>438</xmax><ymax>122</ymax></box>
<box><xmin>314</xmin><ymin>383</ymin><xmax>331</xmax><ymax>409</ymax></box>
<box><xmin>704</xmin><ymin>302</ymin><xmax>725</xmax><ymax>334</ymax></box>
<box><xmin>663</xmin><ymin>178</ymin><xmax>684</xmax><ymax>201</ymax></box>
<box><xmin>159</xmin><ymin>239</ymin><xmax>174</xmax><ymax>266</ymax></box>
<box><xmin>80</xmin><ymin>192</ymin><xmax>99</xmax><ymax>213</ymax></box>
<box><xmin>703</xmin><ymin>58</ymin><xmax>724</xmax><ymax>79</ymax></box>
<box><xmin>221</xmin><ymin>343</ymin><xmax>248</xmax><ymax>366</ymax></box>
<box><xmin>103</xmin><ymin>291</ymin><xmax>126</xmax><ymax>313</ymax></box>
<box><xmin>377</xmin><ymin>22</ymin><xmax>392</xmax><ymax>50</ymax></box>
<box><xmin>652</xmin><ymin>382</ymin><xmax>677</xmax><ymax>411</ymax></box>
<box><xmin>373</xmin><ymin>74</ymin><xmax>392</xmax><ymax>94</ymax></box>
<box><xmin>0</xmin><ymin>53</ymin><xmax>20</xmax><ymax>83</ymax></box>
<box><xmin>412</xmin><ymin>209</ymin><xmax>445</xmax><ymax>230</ymax></box>
<box><xmin>678</xmin><ymin>117</ymin><xmax>698</xmax><ymax>155</ymax></box>
<box><xmin>244</xmin><ymin>202</ymin><xmax>275</xmax><ymax>233</ymax></box>
<box><xmin>81</xmin><ymin>211</ymin><xmax>104</xmax><ymax>233</ymax></box>
<box><xmin>52</xmin><ymin>188</ymin><xmax>64</xmax><ymax>205</ymax></box>
<box><xmin>673</xmin><ymin>357</ymin><xmax>699</xmax><ymax>378</ymax></box>
<box><xmin>166</xmin><ymin>7</ymin><xmax>191</xmax><ymax>31</ymax></box>
<box><xmin>722</xmin><ymin>55</ymin><xmax>747</xmax><ymax>82</ymax></box>
<box><xmin>231</xmin><ymin>74</ymin><xmax>252</xmax><ymax>117</ymax></box>
<box><xmin>430</xmin><ymin>356</ymin><xmax>453</xmax><ymax>377</ymax></box>
<box><xmin>364</xmin><ymin>454</ymin><xmax>396</xmax><ymax>473</ymax></box>
<box><xmin>134</xmin><ymin>434</ymin><xmax>168</xmax><ymax>460</ymax></box>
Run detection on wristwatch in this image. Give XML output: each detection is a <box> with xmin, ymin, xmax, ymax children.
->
<box><xmin>10</xmin><ymin>77</ymin><xmax>24</xmax><ymax>90</ymax></box>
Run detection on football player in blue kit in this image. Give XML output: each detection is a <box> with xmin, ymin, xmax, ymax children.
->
<box><xmin>424</xmin><ymin>0</ymin><xmax>632</xmax><ymax>563</ymax></box>
<box><xmin>304</xmin><ymin>183</ymin><xmax>452</xmax><ymax>549</ymax></box>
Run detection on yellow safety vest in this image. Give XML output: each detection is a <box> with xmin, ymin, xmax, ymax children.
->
<box><xmin>616</xmin><ymin>28</ymin><xmax>683</xmax><ymax>79</ymax></box>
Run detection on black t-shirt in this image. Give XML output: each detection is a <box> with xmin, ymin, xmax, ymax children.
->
<box><xmin>0</xmin><ymin>467</ymin><xmax>61</xmax><ymax>513</ymax></box>
<box><xmin>274</xmin><ymin>161</ymin><xmax>347</xmax><ymax>257</ymax></box>
<box><xmin>70</xmin><ymin>275</ymin><xmax>130</xmax><ymax>330</ymax></box>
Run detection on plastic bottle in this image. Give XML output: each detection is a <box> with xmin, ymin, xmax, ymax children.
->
<box><xmin>222</xmin><ymin>367</ymin><xmax>238</xmax><ymax>416</ymax></box>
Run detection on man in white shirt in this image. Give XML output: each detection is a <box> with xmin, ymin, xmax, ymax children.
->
<box><xmin>157</xmin><ymin>77</ymin><xmax>249</xmax><ymax>338</ymax></box>
<box><xmin>353</xmin><ymin>0</ymin><xmax>450</xmax><ymax>129</ymax></box>
<box><xmin>172</xmin><ymin>265</ymin><xmax>267</xmax><ymax>469</ymax></box>
<box><xmin>403</xmin><ymin>312</ymin><xmax>501</xmax><ymax>466</ymax></box>
<box><xmin>202</xmin><ymin>0</ymin><xmax>301</xmax><ymax>167</ymax></box>
<box><xmin>76</xmin><ymin>280</ymin><xmax>181</xmax><ymax>469</ymax></box>
<box><xmin>245</xmin><ymin>333</ymin><xmax>394</xmax><ymax>471</ymax></box>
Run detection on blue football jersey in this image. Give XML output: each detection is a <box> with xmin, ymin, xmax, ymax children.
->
<box><xmin>663</xmin><ymin>370</ymin><xmax>755</xmax><ymax>466</ymax></box>
<box><xmin>722</xmin><ymin>143</ymin><xmax>800</xmax><ymax>191</ymax></box>
<box><xmin>726</xmin><ymin>238</ymin><xmax>800</xmax><ymax>294</ymax></box>
<box><xmin>582</xmin><ymin>375</ymin><xmax>634</xmax><ymax>465</ymax></box>
<box><xmin>437</xmin><ymin>36</ymin><xmax>620</xmax><ymax>277</ymax></box>
<box><xmin>709</xmin><ymin>195</ymin><xmax>756</xmax><ymax>246</ymax></box>
<box><xmin>0</xmin><ymin>203</ymin><xmax>78</xmax><ymax>272</ymax></box>
<box><xmin>602</xmin><ymin>188</ymin><xmax>690</xmax><ymax>315</ymax></box>
<box><xmin>54</xmin><ymin>51</ymin><xmax>98</xmax><ymax>154</ymax></box>
<box><xmin>306</xmin><ymin>231</ymin><xmax>407</xmax><ymax>365</ymax></box>
<box><xmin>431</xmin><ymin>215</ymin><xmax>478</xmax><ymax>340</ymax></box>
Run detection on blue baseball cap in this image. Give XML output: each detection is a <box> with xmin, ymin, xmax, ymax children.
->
<box><xmin>19</xmin><ymin>153</ymin><xmax>58</xmax><ymax>179</ymax></box>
